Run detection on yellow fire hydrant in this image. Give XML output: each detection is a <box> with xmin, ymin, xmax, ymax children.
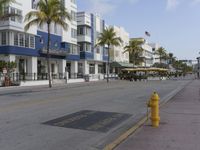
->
<box><xmin>147</xmin><ymin>92</ymin><xmax>160</xmax><ymax>127</ymax></box>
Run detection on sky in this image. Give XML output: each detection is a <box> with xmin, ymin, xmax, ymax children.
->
<box><xmin>77</xmin><ymin>0</ymin><xmax>200</xmax><ymax>60</ymax></box>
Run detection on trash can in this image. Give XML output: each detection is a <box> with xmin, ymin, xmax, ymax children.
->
<box><xmin>84</xmin><ymin>75</ymin><xmax>90</xmax><ymax>82</ymax></box>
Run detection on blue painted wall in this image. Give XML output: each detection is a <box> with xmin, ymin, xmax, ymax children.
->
<box><xmin>0</xmin><ymin>46</ymin><xmax>39</xmax><ymax>56</ymax></box>
<box><xmin>36</xmin><ymin>30</ymin><xmax>80</xmax><ymax>61</ymax></box>
<box><xmin>80</xmin><ymin>51</ymin><xmax>94</xmax><ymax>60</ymax></box>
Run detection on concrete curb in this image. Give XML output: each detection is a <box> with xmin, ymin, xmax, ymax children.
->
<box><xmin>103</xmin><ymin>80</ymin><xmax>193</xmax><ymax>150</ymax></box>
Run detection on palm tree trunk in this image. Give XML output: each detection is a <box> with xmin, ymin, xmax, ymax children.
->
<box><xmin>160</xmin><ymin>56</ymin><xmax>161</xmax><ymax>64</ymax></box>
<box><xmin>107</xmin><ymin>44</ymin><xmax>110</xmax><ymax>83</ymax></box>
<box><xmin>47</xmin><ymin>23</ymin><xmax>52</xmax><ymax>88</ymax></box>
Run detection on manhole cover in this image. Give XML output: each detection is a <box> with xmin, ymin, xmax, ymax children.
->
<box><xmin>43</xmin><ymin>110</ymin><xmax>131</xmax><ymax>132</ymax></box>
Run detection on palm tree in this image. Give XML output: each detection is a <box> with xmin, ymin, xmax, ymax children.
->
<box><xmin>124</xmin><ymin>39</ymin><xmax>144</xmax><ymax>67</ymax></box>
<box><xmin>168</xmin><ymin>53</ymin><xmax>176</xmax><ymax>64</ymax></box>
<box><xmin>97</xmin><ymin>27</ymin><xmax>122</xmax><ymax>83</ymax></box>
<box><xmin>24</xmin><ymin>0</ymin><xmax>71</xmax><ymax>88</ymax></box>
<box><xmin>155</xmin><ymin>47</ymin><xmax>167</xmax><ymax>64</ymax></box>
<box><xmin>0</xmin><ymin>0</ymin><xmax>16</xmax><ymax>19</ymax></box>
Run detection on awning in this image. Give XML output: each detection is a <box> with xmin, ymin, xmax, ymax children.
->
<box><xmin>111</xmin><ymin>62</ymin><xmax>134</xmax><ymax>68</ymax></box>
<box><xmin>122</xmin><ymin>67</ymin><xmax>169</xmax><ymax>72</ymax></box>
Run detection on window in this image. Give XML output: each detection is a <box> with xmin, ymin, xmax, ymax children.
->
<box><xmin>71</xmin><ymin>28</ymin><xmax>77</xmax><ymax>38</ymax></box>
<box><xmin>71</xmin><ymin>10</ymin><xmax>76</xmax><ymax>21</ymax></box>
<box><xmin>89</xmin><ymin>64</ymin><xmax>95</xmax><ymax>74</ymax></box>
<box><xmin>1</xmin><ymin>32</ymin><xmax>7</xmax><ymax>45</ymax></box>
<box><xmin>25</xmin><ymin>34</ymin><xmax>29</xmax><ymax>48</ymax></box>
<box><xmin>86</xmin><ymin>43</ymin><xmax>91</xmax><ymax>52</ymax></box>
<box><xmin>79</xmin><ymin>43</ymin><xmax>84</xmax><ymax>51</ymax></box>
<box><xmin>30</xmin><ymin>36</ymin><xmax>35</xmax><ymax>48</ymax></box>
<box><xmin>14</xmin><ymin>33</ymin><xmax>18</xmax><ymax>46</ymax></box>
<box><xmin>78</xmin><ymin>27</ymin><xmax>84</xmax><ymax>35</ymax></box>
<box><xmin>19</xmin><ymin>34</ymin><xmax>24</xmax><ymax>47</ymax></box>
<box><xmin>78</xmin><ymin>63</ymin><xmax>83</xmax><ymax>74</ymax></box>
<box><xmin>71</xmin><ymin>0</ymin><xmax>76</xmax><ymax>4</ymax></box>
<box><xmin>96</xmin><ymin>46</ymin><xmax>100</xmax><ymax>53</ymax></box>
<box><xmin>72</xmin><ymin>44</ymin><xmax>77</xmax><ymax>54</ymax></box>
<box><xmin>10</xmin><ymin>7</ymin><xmax>15</xmax><ymax>21</ymax></box>
<box><xmin>16</xmin><ymin>9</ymin><xmax>22</xmax><ymax>23</ymax></box>
<box><xmin>85</xmin><ymin>27</ymin><xmax>91</xmax><ymax>36</ymax></box>
<box><xmin>54</xmin><ymin>23</ymin><xmax>58</xmax><ymax>34</ymax></box>
<box><xmin>98</xmin><ymin>65</ymin><xmax>103</xmax><ymax>74</ymax></box>
<box><xmin>3</xmin><ymin>7</ymin><xmax>9</xmax><ymax>21</ymax></box>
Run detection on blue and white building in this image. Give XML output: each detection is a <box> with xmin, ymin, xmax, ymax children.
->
<box><xmin>77</xmin><ymin>12</ymin><xmax>108</xmax><ymax>79</ymax></box>
<box><xmin>0</xmin><ymin>0</ymin><xmax>79</xmax><ymax>81</ymax></box>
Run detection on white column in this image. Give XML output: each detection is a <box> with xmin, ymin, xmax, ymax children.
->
<box><xmin>58</xmin><ymin>59</ymin><xmax>66</xmax><ymax>79</ymax></box>
<box><xmin>27</xmin><ymin>57</ymin><xmax>37</xmax><ymax>80</ymax></box>
<box><xmin>8</xmin><ymin>55</ymin><xmax>16</xmax><ymax>62</ymax></box>
<box><xmin>71</xmin><ymin>61</ymin><xmax>78</xmax><ymax>78</ymax></box>
<box><xmin>83</xmin><ymin>60</ymin><xmax>89</xmax><ymax>75</ymax></box>
<box><xmin>95</xmin><ymin>63</ymin><xmax>98</xmax><ymax>75</ymax></box>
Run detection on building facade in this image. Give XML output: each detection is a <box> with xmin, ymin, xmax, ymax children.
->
<box><xmin>77</xmin><ymin>12</ymin><xmax>108</xmax><ymax>79</ymax></box>
<box><xmin>130</xmin><ymin>38</ymin><xmax>154</xmax><ymax>67</ymax></box>
<box><xmin>0</xmin><ymin>0</ymin><xmax>79</xmax><ymax>81</ymax></box>
<box><xmin>109</xmin><ymin>26</ymin><xmax>130</xmax><ymax>73</ymax></box>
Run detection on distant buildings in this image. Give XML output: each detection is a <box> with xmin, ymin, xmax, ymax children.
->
<box><xmin>0</xmin><ymin>0</ymin><xmax>176</xmax><ymax>84</ymax></box>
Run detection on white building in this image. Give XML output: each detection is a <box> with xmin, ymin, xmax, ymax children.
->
<box><xmin>0</xmin><ymin>0</ymin><xmax>79</xmax><ymax>82</ymax></box>
<box><xmin>77</xmin><ymin>12</ymin><xmax>107</xmax><ymax>79</ymax></box>
<box><xmin>110</xmin><ymin>26</ymin><xmax>129</xmax><ymax>63</ymax></box>
<box><xmin>130</xmin><ymin>38</ymin><xmax>154</xmax><ymax>67</ymax></box>
<box><xmin>148</xmin><ymin>43</ymin><xmax>160</xmax><ymax>64</ymax></box>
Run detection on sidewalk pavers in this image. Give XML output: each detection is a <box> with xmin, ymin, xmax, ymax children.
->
<box><xmin>116</xmin><ymin>80</ymin><xmax>200</xmax><ymax>150</ymax></box>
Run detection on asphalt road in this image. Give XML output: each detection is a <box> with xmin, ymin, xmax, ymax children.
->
<box><xmin>0</xmin><ymin>80</ymin><xmax>191</xmax><ymax>150</ymax></box>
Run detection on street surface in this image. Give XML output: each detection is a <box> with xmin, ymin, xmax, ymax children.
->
<box><xmin>0</xmin><ymin>80</ymin><xmax>191</xmax><ymax>150</ymax></box>
<box><xmin>116</xmin><ymin>80</ymin><xmax>200</xmax><ymax>150</ymax></box>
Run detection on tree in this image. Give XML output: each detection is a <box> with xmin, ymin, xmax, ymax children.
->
<box><xmin>124</xmin><ymin>39</ymin><xmax>144</xmax><ymax>67</ymax></box>
<box><xmin>97</xmin><ymin>27</ymin><xmax>122</xmax><ymax>83</ymax></box>
<box><xmin>155</xmin><ymin>47</ymin><xmax>167</xmax><ymax>64</ymax></box>
<box><xmin>168</xmin><ymin>53</ymin><xmax>176</xmax><ymax>64</ymax></box>
<box><xmin>24</xmin><ymin>0</ymin><xmax>71</xmax><ymax>88</ymax></box>
<box><xmin>0</xmin><ymin>0</ymin><xmax>17</xmax><ymax>20</ymax></box>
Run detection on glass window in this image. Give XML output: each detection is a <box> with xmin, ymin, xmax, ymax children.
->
<box><xmin>14</xmin><ymin>33</ymin><xmax>18</xmax><ymax>46</ymax></box>
<box><xmin>78</xmin><ymin>27</ymin><xmax>84</xmax><ymax>35</ymax></box>
<box><xmin>78</xmin><ymin>63</ymin><xmax>83</xmax><ymax>74</ymax></box>
<box><xmin>3</xmin><ymin>7</ymin><xmax>9</xmax><ymax>21</ymax></box>
<box><xmin>1</xmin><ymin>32</ymin><xmax>7</xmax><ymax>45</ymax></box>
<box><xmin>71</xmin><ymin>28</ymin><xmax>77</xmax><ymax>38</ymax></box>
<box><xmin>54</xmin><ymin>23</ymin><xmax>58</xmax><ymax>34</ymax></box>
<box><xmin>98</xmin><ymin>65</ymin><xmax>103</xmax><ymax>74</ymax></box>
<box><xmin>30</xmin><ymin>36</ymin><xmax>35</xmax><ymax>48</ymax></box>
<box><xmin>86</xmin><ymin>43</ymin><xmax>91</xmax><ymax>52</ymax></box>
<box><xmin>71</xmin><ymin>10</ymin><xmax>76</xmax><ymax>21</ymax></box>
<box><xmin>89</xmin><ymin>64</ymin><xmax>95</xmax><ymax>74</ymax></box>
<box><xmin>25</xmin><ymin>34</ymin><xmax>29</xmax><ymax>48</ymax></box>
<box><xmin>79</xmin><ymin>43</ymin><xmax>84</xmax><ymax>51</ymax></box>
<box><xmin>16</xmin><ymin>9</ymin><xmax>22</xmax><ymax>23</ymax></box>
<box><xmin>10</xmin><ymin>7</ymin><xmax>15</xmax><ymax>21</ymax></box>
<box><xmin>19</xmin><ymin>34</ymin><xmax>24</xmax><ymax>47</ymax></box>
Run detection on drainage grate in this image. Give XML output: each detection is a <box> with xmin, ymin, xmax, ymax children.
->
<box><xmin>43</xmin><ymin>110</ymin><xmax>131</xmax><ymax>132</ymax></box>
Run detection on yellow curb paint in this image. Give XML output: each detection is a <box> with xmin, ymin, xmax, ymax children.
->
<box><xmin>103</xmin><ymin>92</ymin><xmax>176</xmax><ymax>150</ymax></box>
<box><xmin>103</xmin><ymin>117</ymin><xmax>147</xmax><ymax>150</ymax></box>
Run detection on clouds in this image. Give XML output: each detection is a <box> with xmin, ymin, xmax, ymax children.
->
<box><xmin>83</xmin><ymin>0</ymin><xmax>139</xmax><ymax>16</ymax></box>
<box><xmin>81</xmin><ymin>0</ymin><xmax>200</xmax><ymax>15</ymax></box>
<box><xmin>166</xmin><ymin>0</ymin><xmax>180</xmax><ymax>10</ymax></box>
<box><xmin>166</xmin><ymin>0</ymin><xmax>200</xmax><ymax>11</ymax></box>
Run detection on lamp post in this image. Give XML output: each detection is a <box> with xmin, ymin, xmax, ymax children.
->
<box><xmin>197</xmin><ymin>56</ymin><xmax>200</xmax><ymax>79</ymax></box>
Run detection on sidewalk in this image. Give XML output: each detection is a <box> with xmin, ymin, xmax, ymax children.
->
<box><xmin>116</xmin><ymin>80</ymin><xmax>200</xmax><ymax>150</ymax></box>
